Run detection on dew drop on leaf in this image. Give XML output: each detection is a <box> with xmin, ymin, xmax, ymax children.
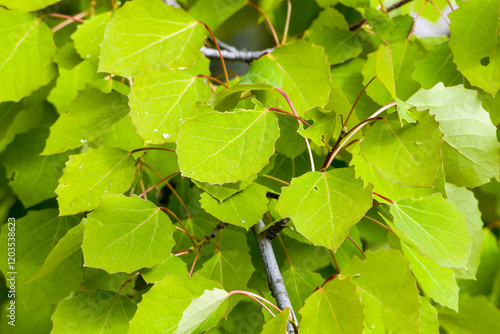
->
<box><xmin>153</xmin><ymin>129</ymin><xmax>158</xmax><ymax>132</ymax></box>
<box><xmin>415</xmin><ymin>141</ymin><xmax>422</xmax><ymax>146</ymax></box>
<box><xmin>162</xmin><ymin>133</ymin><xmax>170</xmax><ymax>139</ymax></box>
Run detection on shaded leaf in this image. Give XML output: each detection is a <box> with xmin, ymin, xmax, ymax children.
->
<box><xmin>56</xmin><ymin>146</ymin><xmax>136</xmax><ymax>215</ymax></box>
<box><xmin>298</xmin><ymin>107</ymin><xmax>336</xmax><ymax>147</ymax></box>
<box><xmin>308</xmin><ymin>27</ymin><xmax>363</xmax><ymax>65</ymax></box>
<box><xmin>193</xmin><ymin>175</ymin><xmax>256</xmax><ymax>203</ymax></box>
<box><xmin>261</xmin><ymin>308</ymin><xmax>290</xmax><ymax>334</ymax></box>
<box><xmin>141</xmin><ymin>255</ymin><xmax>188</xmax><ymax>283</ymax></box>
<box><xmin>188</xmin><ymin>0</ymin><xmax>247</xmax><ymax>30</ymax></box>
<box><xmin>281</xmin><ymin>268</ymin><xmax>324</xmax><ymax>313</ymax></box>
<box><xmin>82</xmin><ymin>194</ymin><xmax>175</xmax><ymax>274</ymax></box>
<box><xmin>99</xmin><ymin>0</ymin><xmax>206</xmax><ymax>77</ymax></box>
<box><xmin>0</xmin><ymin>8</ymin><xmax>57</xmax><ymax>101</ymax></box>
<box><xmin>72</xmin><ymin>12</ymin><xmax>113</xmax><ymax>67</ymax></box>
<box><xmin>275</xmin><ymin>167</ymin><xmax>373</xmax><ymax>251</ymax></box>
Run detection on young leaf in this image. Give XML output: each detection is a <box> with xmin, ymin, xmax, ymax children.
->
<box><xmin>99</xmin><ymin>0</ymin><xmax>206</xmax><ymax>77</ymax></box>
<box><xmin>51</xmin><ymin>290</ymin><xmax>137</xmax><ymax>334</ymax></box>
<box><xmin>56</xmin><ymin>146</ymin><xmax>136</xmax><ymax>215</ymax></box>
<box><xmin>275</xmin><ymin>167</ymin><xmax>373</xmax><ymax>251</ymax></box>
<box><xmin>0</xmin><ymin>8</ymin><xmax>57</xmax><ymax>102</ymax></box>
<box><xmin>174</xmin><ymin>288</ymin><xmax>229</xmax><ymax>334</ymax></box>
<box><xmin>177</xmin><ymin>101</ymin><xmax>279</xmax><ymax>184</ymax></box>
<box><xmin>43</xmin><ymin>88</ymin><xmax>129</xmax><ymax>155</ymax></box>
<box><xmin>128</xmin><ymin>274</ymin><xmax>224</xmax><ymax>333</ymax></box>
<box><xmin>82</xmin><ymin>194</ymin><xmax>175</xmax><ymax>274</ymax></box>
<box><xmin>401</xmin><ymin>242</ymin><xmax>459</xmax><ymax>311</ymax></box>
<box><xmin>199</xmin><ymin>183</ymin><xmax>269</xmax><ymax>229</ymax></box>
<box><xmin>389</xmin><ymin>193</ymin><xmax>472</xmax><ymax>268</ymax></box>
<box><xmin>407</xmin><ymin>83</ymin><xmax>500</xmax><ymax>187</ymax></box>
<box><xmin>449</xmin><ymin>0</ymin><xmax>500</xmax><ymax>95</ymax></box>
<box><xmin>299</xmin><ymin>278</ymin><xmax>364</xmax><ymax>333</ymax></box>
<box><xmin>339</xmin><ymin>249</ymin><xmax>421</xmax><ymax>333</ymax></box>
<box><xmin>359</xmin><ymin>112</ymin><xmax>443</xmax><ymax>188</ymax></box>
<box><xmin>129</xmin><ymin>67</ymin><xmax>211</xmax><ymax>144</ymax></box>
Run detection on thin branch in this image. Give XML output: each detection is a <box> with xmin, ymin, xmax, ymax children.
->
<box><xmin>252</xmin><ymin>220</ymin><xmax>297</xmax><ymax>333</ymax></box>
<box><xmin>268</xmin><ymin>108</ymin><xmax>311</xmax><ymax>127</ymax></box>
<box><xmin>201</xmin><ymin>46</ymin><xmax>273</xmax><ymax>61</ymax></box>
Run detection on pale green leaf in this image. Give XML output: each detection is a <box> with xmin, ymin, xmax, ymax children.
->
<box><xmin>390</xmin><ymin>193</ymin><xmax>472</xmax><ymax>268</ymax></box>
<box><xmin>27</xmin><ymin>221</ymin><xmax>84</xmax><ymax>283</ymax></box>
<box><xmin>200</xmin><ymin>183</ymin><xmax>269</xmax><ymax>229</ymax></box>
<box><xmin>359</xmin><ymin>112</ymin><xmax>443</xmax><ymax>188</ymax></box>
<box><xmin>401</xmin><ymin>242</ymin><xmax>459</xmax><ymax>311</ymax></box>
<box><xmin>299</xmin><ymin>278</ymin><xmax>364</xmax><ymax>333</ymax></box>
<box><xmin>99</xmin><ymin>0</ymin><xmax>206</xmax><ymax>77</ymax></box>
<box><xmin>188</xmin><ymin>0</ymin><xmax>246</xmax><ymax>30</ymax></box>
<box><xmin>407</xmin><ymin>83</ymin><xmax>500</xmax><ymax>187</ymax></box>
<box><xmin>376</xmin><ymin>45</ymin><xmax>396</xmax><ymax>101</ymax></box>
<box><xmin>340</xmin><ymin>249</ymin><xmax>421</xmax><ymax>334</ymax></box>
<box><xmin>445</xmin><ymin>184</ymin><xmax>483</xmax><ymax>279</ymax></box>
<box><xmin>275</xmin><ymin>167</ymin><xmax>373</xmax><ymax>251</ymax></box>
<box><xmin>99</xmin><ymin>115</ymin><xmax>145</xmax><ymax>152</ymax></box>
<box><xmin>260</xmin><ymin>308</ymin><xmax>290</xmax><ymax>334</ymax></box>
<box><xmin>308</xmin><ymin>27</ymin><xmax>363</xmax><ymax>65</ymax></box>
<box><xmin>449</xmin><ymin>0</ymin><xmax>500</xmax><ymax>95</ymax></box>
<box><xmin>412</xmin><ymin>42</ymin><xmax>463</xmax><ymax>89</ymax></box>
<box><xmin>0</xmin><ymin>8</ymin><xmax>57</xmax><ymax>102</ymax></box>
<box><xmin>141</xmin><ymin>255</ymin><xmax>188</xmax><ymax>283</ymax></box>
<box><xmin>174</xmin><ymin>288</ymin><xmax>229</xmax><ymax>334</ymax></box>
<box><xmin>82</xmin><ymin>194</ymin><xmax>175</xmax><ymax>273</ymax></box>
<box><xmin>72</xmin><ymin>12</ymin><xmax>113</xmax><ymax>67</ymax></box>
<box><xmin>193</xmin><ymin>175</ymin><xmax>256</xmax><ymax>203</ymax></box>
<box><xmin>420</xmin><ymin>297</ymin><xmax>439</xmax><ymax>334</ymax></box>
<box><xmin>0</xmin><ymin>0</ymin><xmax>61</xmax><ymax>12</ymax></box>
<box><xmin>51</xmin><ymin>290</ymin><xmax>137</xmax><ymax>334</ymax></box>
<box><xmin>129</xmin><ymin>67</ymin><xmax>211</xmax><ymax>144</ymax></box>
<box><xmin>128</xmin><ymin>274</ymin><xmax>223</xmax><ymax>334</ymax></box>
<box><xmin>43</xmin><ymin>88</ymin><xmax>129</xmax><ymax>155</ymax></box>
<box><xmin>298</xmin><ymin>107</ymin><xmax>336</xmax><ymax>147</ymax></box>
<box><xmin>47</xmin><ymin>61</ymin><xmax>107</xmax><ymax>114</ymax></box>
<box><xmin>1</xmin><ymin>128</ymin><xmax>71</xmax><ymax>208</ymax></box>
<box><xmin>56</xmin><ymin>146</ymin><xmax>136</xmax><ymax>215</ymax></box>
<box><xmin>177</xmin><ymin>101</ymin><xmax>279</xmax><ymax>184</ymax></box>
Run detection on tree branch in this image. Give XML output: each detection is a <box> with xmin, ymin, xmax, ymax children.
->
<box><xmin>252</xmin><ymin>219</ymin><xmax>297</xmax><ymax>333</ymax></box>
<box><xmin>201</xmin><ymin>46</ymin><xmax>273</xmax><ymax>61</ymax></box>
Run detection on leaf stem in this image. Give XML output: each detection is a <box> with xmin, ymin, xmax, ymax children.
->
<box><xmin>344</xmin><ymin>76</ymin><xmax>377</xmax><ymax>128</ymax></box>
<box><xmin>268</xmin><ymin>107</ymin><xmax>311</xmax><ymax>127</ymax></box>
<box><xmin>363</xmin><ymin>215</ymin><xmax>394</xmax><ymax>233</ymax></box>
<box><xmin>160</xmin><ymin>207</ymin><xmax>199</xmax><ymax>246</ymax></box>
<box><xmin>49</xmin><ymin>11</ymin><xmax>89</xmax><ymax>33</ymax></box>
<box><xmin>408</xmin><ymin>0</ymin><xmax>427</xmax><ymax>39</ymax></box>
<box><xmin>138</xmin><ymin>170</ymin><xmax>180</xmax><ymax>198</ymax></box>
<box><xmin>247</xmin><ymin>1</ymin><xmax>280</xmax><ymax>47</ymax></box>
<box><xmin>372</xmin><ymin>192</ymin><xmax>395</xmax><ymax>204</ymax></box>
<box><xmin>329</xmin><ymin>250</ymin><xmax>340</xmax><ymax>273</ymax></box>
<box><xmin>189</xmin><ymin>247</ymin><xmax>203</xmax><ymax>277</ymax></box>
<box><xmin>227</xmin><ymin>290</ymin><xmax>282</xmax><ymax>316</ymax></box>
<box><xmin>274</xmin><ymin>87</ymin><xmax>315</xmax><ymax>171</ymax></box>
<box><xmin>347</xmin><ymin>235</ymin><xmax>365</xmax><ymax>258</ymax></box>
<box><xmin>199</xmin><ymin>22</ymin><xmax>230</xmax><ymax>88</ymax></box>
<box><xmin>196</xmin><ymin>74</ymin><xmax>226</xmax><ymax>87</ymax></box>
<box><xmin>262</xmin><ymin>174</ymin><xmax>291</xmax><ymax>186</ymax></box>
<box><xmin>278</xmin><ymin>235</ymin><xmax>293</xmax><ymax>268</ymax></box>
<box><xmin>130</xmin><ymin>147</ymin><xmax>175</xmax><ymax>154</ymax></box>
<box><xmin>428</xmin><ymin>0</ymin><xmax>451</xmax><ymax>24</ymax></box>
<box><xmin>282</xmin><ymin>0</ymin><xmax>292</xmax><ymax>45</ymax></box>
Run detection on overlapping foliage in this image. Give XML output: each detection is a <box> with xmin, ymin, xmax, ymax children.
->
<box><xmin>1</xmin><ymin>0</ymin><xmax>500</xmax><ymax>333</ymax></box>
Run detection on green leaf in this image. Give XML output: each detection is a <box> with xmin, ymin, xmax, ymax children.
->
<box><xmin>412</xmin><ymin>42</ymin><xmax>463</xmax><ymax>89</ymax></box>
<box><xmin>299</xmin><ymin>278</ymin><xmax>364</xmax><ymax>334</ymax></box>
<box><xmin>129</xmin><ymin>67</ymin><xmax>211</xmax><ymax>144</ymax></box>
<box><xmin>307</xmin><ymin>7</ymin><xmax>348</xmax><ymax>33</ymax></box>
<box><xmin>449</xmin><ymin>0</ymin><xmax>500</xmax><ymax>95</ymax></box>
<box><xmin>141</xmin><ymin>255</ymin><xmax>188</xmax><ymax>283</ymax></box>
<box><xmin>365</xmin><ymin>8</ymin><xmax>413</xmax><ymax>42</ymax></box>
<box><xmin>389</xmin><ymin>193</ymin><xmax>472</xmax><ymax>268</ymax></box>
<box><xmin>47</xmin><ymin>61</ymin><xmax>107</xmax><ymax>114</ymax></box>
<box><xmin>0</xmin><ymin>8</ymin><xmax>57</xmax><ymax>102</ymax></box>
<box><xmin>200</xmin><ymin>183</ymin><xmax>269</xmax><ymax>229</ymax></box>
<box><xmin>298</xmin><ymin>107</ymin><xmax>336</xmax><ymax>147</ymax></box>
<box><xmin>261</xmin><ymin>308</ymin><xmax>290</xmax><ymax>334</ymax></box>
<box><xmin>351</xmin><ymin>145</ymin><xmax>446</xmax><ymax>203</ymax></box>
<box><xmin>0</xmin><ymin>0</ymin><xmax>61</xmax><ymax>12</ymax></box>
<box><xmin>1</xmin><ymin>127</ymin><xmax>71</xmax><ymax>208</ymax></box>
<box><xmin>445</xmin><ymin>183</ymin><xmax>483</xmax><ymax>280</ymax></box>
<box><xmin>99</xmin><ymin>0</ymin><xmax>206</xmax><ymax>77</ymax></box>
<box><xmin>420</xmin><ymin>296</ymin><xmax>439</xmax><ymax>334</ymax></box>
<box><xmin>99</xmin><ymin>115</ymin><xmax>145</xmax><ymax>152</ymax></box>
<box><xmin>439</xmin><ymin>294</ymin><xmax>500</xmax><ymax>334</ymax></box>
<box><xmin>27</xmin><ymin>221</ymin><xmax>84</xmax><ymax>283</ymax></box>
<box><xmin>359</xmin><ymin>112</ymin><xmax>443</xmax><ymax>188</ymax></box>
<box><xmin>188</xmin><ymin>0</ymin><xmax>246</xmax><ymax>30</ymax></box>
<box><xmin>340</xmin><ymin>249</ymin><xmax>421</xmax><ymax>334</ymax></box>
<box><xmin>82</xmin><ymin>194</ymin><xmax>175</xmax><ymax>273</ymax></box>
<box><xmin>0</xmin><ymin>209</ymin><xmax>81</xmax><ymax>310</ymax></box>
<box><xmin>275</xmin><ymin>167</ymin><xmax>373</xmax><ymax>251</ymax></box>
<box><xmin>56</xmin><ymin>145</ymin><xmax>136</xmax><ymax>215</ymax></box>
<box><xmin>43</xmin><ymin>88</ymin><xmax>129</xmax><ymax>155</ymax></box>
<box><xmin>401</xmin><ymin>242</ymin><xmax>459</xmax><ymax>311</ymax></box>
<box><xmin>308</xmin><ymin>27</ymin><xmax>363</xmax><ymax>65</ymax></box>
<box><xmin>51</xmin><ymin>290</ymin><xmax>137</xmax><ymax>334</ymax></box>
<box><xmin>193</xmin><ymin>175</ymin><xmax>256</xmax><ymax>203</ymax></box>
<box><xmin>128</xmin><ymin>274</ymin><xmax>223</xmax><ymax>333</ymax></box>
<box><xmin>174</xmin><ymin>288</ymin><xmax>229</xmax><ymax>334</ymax></box>
<box><xmin>72</xmin><ymin>12</ymin><xmax>113</xmax><ymax>67</ymax></box>
<box><xmin>177</xmin><ymin>101</ymin><xmax>280</xmax><ymax>184</ymax></box>
<box><xmin>281</xmin><ymin>268</ymin><xmax>324</xmax><ymax>313</ymax></box>
<box><xmin>407</xmin><ymin>83</ymin><xmax>500</xmax><ymax>187</ymax></box>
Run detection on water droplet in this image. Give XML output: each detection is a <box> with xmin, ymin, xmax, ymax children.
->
<box><xmin>79</xmin><ymin>165</ymin><xmax>83</xmax><ymax>169</ymax></box>
<box><xmin>162</xmin><ymin>133</ymin><xmax>170</xmax><ymax>139</ymax></box>
<box><xmin>80</xmin><ymin>139</ymin><xmax>87</xmax><ymax>143</ymax></box>
<box><xmin>415</xmin><ymin>141</ymin><xmax>422</xmax><ymax>146</ymax></box>
<box><xmin>153</xmin><ymin>129</ymin><xmax>158</xmax><ymax>132</ymax></box>
<box><xmin>178</xmin><ymin>118</ymin><xmax>183</xmax><ymax>122</ymax></box>
<box><xmin>109</xmin><ymin>183</ymin><xmax>112</xmax><ymax>185</ymax></box>
<box><xmin>86</xmin><ymin>54</ymin><xmax>90</xmax><ymax>58</ymax></box>
<box><xmin>145</xmin><ymin>112</ymin><xmax>148</xmax><ymax>115</ymax></box>
<box><xmin>104</xmin><ymin>190</ymin><xmax>108</xmax><ymax>193</ymax></box>
<box><xmin>241</xmin><ymin>220</ymin><xmax>246</xmax><ymax>224</ymax></box>
<box><xmin>371</xmin><ymin>324</ymin><xmax>375</xmax><ymax>329</ymax></box>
